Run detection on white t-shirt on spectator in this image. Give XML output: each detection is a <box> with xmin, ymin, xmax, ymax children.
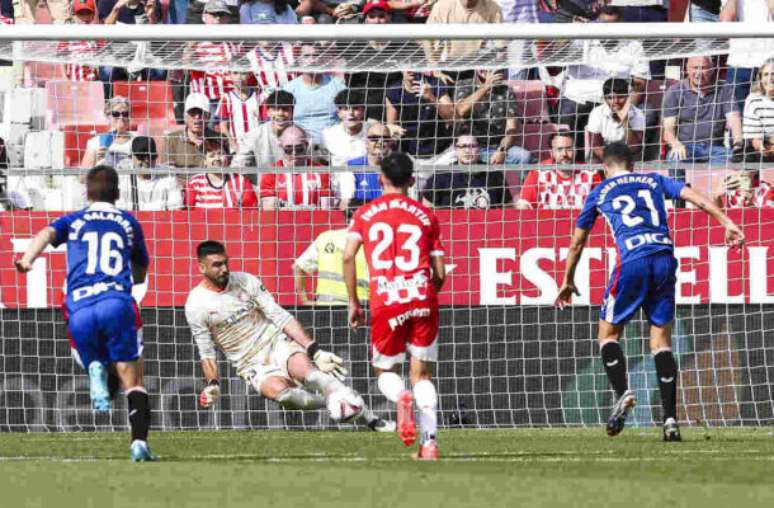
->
<box><xmin>85</xmin><ymin>133</ymin><xmax>135</xmax><ymax>167</ymax></box>
<box><xmin>587</xmin><ymin>103</ymin><xmax>646</xmax><ymax>143</ymax></box>
<box><xmin>562</xmin><ymin>40</ymin><xmax>651</xmax><ymax>105</ymax></box>
<box><xmin>321</xmin><ymin>122</ymin><xmax>370</xmax><ymax>167</ymax></box>
<box><xmin>117</xmin><ymin>173</ymin><xmax>184</xmax><ymax>211</ymax></box>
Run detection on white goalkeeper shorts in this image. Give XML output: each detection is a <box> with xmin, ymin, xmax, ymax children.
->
<box><xmin>244</xmin><ymin>335</ymin><xmax>306</xmax><ymax>393</ymax></box>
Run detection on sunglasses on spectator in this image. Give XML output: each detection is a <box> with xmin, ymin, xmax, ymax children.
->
<box><xmin>456</xmin><ymin>143</ymin><xmax>479</xmax><ymax>149</ymax></box>
<box><xmin>282</xmin><ymin>144</ymin><xmax>307</xmax><ymax>155</ymax></box>
<box><xmin>368</xmin><ymin>135</ymin><xmax>392</xmax><ymax>142</ymax></box>
<box><xmin>111</xmin><ymin>111</ymin><xmax>130</xmax><ymax>118</ymax></box>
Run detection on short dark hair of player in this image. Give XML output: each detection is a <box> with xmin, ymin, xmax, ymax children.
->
<box><xmin>380</xmin><ymin>152</ymin><xmax>414</xmax><ymax>188</ymax></box>
<box><xmin>602</xmin><ymin>142</ymin><xmax>635</xmax><ymax>170</ymax></box>
<box><xmin>345</xmin><ymin>198</ymin><xmax>364</xmax><ymax>222</ymax></box>
<box><xmin>264</xmin><ymin>90</ymin><xmax>295</xmax><ymax>108</ymax></box>
<box><xmin>86</xmin><ymin>165</ymin><xmax>120</xmax><ymax>203</ymax></box>
<box><xmin>603</xmin><ymin>78</ymin><xmax>629</xmax><ymax>97</ymax></box>
<box><xmin>334</xmin><ymin>89</ymin><xmax>366</xmax><ymax>109</ymax></box>
<box><xmin>197</xmin><ymin>240</ymin><xmax>227</xmax><ymax>260</ymax></box>
<box><xmin>549</xmin><ymin>131</ymin><xmax>574</xmax><ymax>148</ymax></box>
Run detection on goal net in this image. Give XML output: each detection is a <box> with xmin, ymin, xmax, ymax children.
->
<box><xmin>0</xmin><ymin>23</ymin><xmax>772</xmax><ymax>431</ymax></box>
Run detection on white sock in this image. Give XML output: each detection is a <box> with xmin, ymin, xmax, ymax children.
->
<box><xmin>377</xmin><ymin>372</ymin><xmax>406</xmax><ymax>403</ymax></box>
<box><xmin>277</xmin><ymin>388</ymin><xmax>326</xmax><ymax>410</ymax></box>
<box><xmin>413</xmin><ymin>379</ymin><xmax>438</xmax><ymax>443</ymax></box>
<box><xmin>304</xmin><ymin>370</ymin><xmax>344</xmax><ymax>397</ymax></box>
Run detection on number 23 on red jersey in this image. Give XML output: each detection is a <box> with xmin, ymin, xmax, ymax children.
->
<box><xmin>347</xmin><ymin>195</ymin><xmax>445</xmax><ymax>308</ymax></box>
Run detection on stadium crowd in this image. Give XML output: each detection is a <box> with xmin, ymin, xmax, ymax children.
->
<box><xmin>0</xmin><ymin>0</ymin><xmax>773</xmax><ymax>212</ymax></box>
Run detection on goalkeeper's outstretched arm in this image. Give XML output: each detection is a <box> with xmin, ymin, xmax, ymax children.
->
<box><xmin>680</xmin><ymin>186</ymin><xmax>746</xmax><ymax>250</ymax></box>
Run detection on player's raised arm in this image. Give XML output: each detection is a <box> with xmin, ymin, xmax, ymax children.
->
<box><xmin>680</xmin><ymin>185</ymin><xmax>746</xmax><ymax>250</ymax></box>
<box><xmin>556</xmin><ymin>227</ymin><xmax>590</xmax><ymax>309</ymax></box>
<box><xmin>14</xmin><ymin>226</ymin><xmax>57</xmax><ymax>273</ymax></box>
<box><xmin>343</xmin><ymin>232</ymin><xmax>365</xmax><ymax>329</ymax></box>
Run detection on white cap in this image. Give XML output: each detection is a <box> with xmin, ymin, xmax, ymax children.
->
<box><xmin>184</xmin><ymin>93</ymin><xmax>210</xmax><ymax>114</ymax></box>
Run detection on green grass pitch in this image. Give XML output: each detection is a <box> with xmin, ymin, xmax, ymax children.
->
<box><xmin>1</xmin><ymin>428</ymin><xmax>773</xmax><ymax>508</ymax></box>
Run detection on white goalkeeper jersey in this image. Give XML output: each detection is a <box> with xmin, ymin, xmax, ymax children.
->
<box><xmin>184</xmin><ymin>272</ymin><xmax>294</xmax><ymax>377</ymax></box>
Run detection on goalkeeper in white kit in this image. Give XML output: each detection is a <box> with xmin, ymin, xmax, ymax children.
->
<box><xmin>185</xmin><ymin>240</ymin><xmax>394</xmax><ymax>430</ymax></box>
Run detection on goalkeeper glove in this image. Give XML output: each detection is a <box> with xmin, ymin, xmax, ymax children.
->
<box><xmin>723</xmin><ymin>172</ymin><xmax>752</xmax><ymax>192</ymax></box>
<box><xmin>199</xmin><ymin>379</ymin><xmax>221</xmax><ymax>408</ymax></box>
<box><xmin>307</xmin><ymin>342</ymin><xmax>348</xmax><ymax>381</ymax></box>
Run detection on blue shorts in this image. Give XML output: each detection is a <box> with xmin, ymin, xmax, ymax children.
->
<box><xmin>65</xmin><ymin>297</ymin><xmax>143</xmax><ymax>369</ymax></box>
<box><xmin>600</xmin><ymin>252</ymin><xmax>677</xmax><ymax>326</ymax></box>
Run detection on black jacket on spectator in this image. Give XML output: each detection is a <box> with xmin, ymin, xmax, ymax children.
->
<box><xmin>423</xmin><ymin>170</ymin><xmax>512</xmax><ymax>209</ymax></box>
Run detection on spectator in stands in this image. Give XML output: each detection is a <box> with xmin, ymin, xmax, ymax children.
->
<box><xmin>720</xmin><ymin>0</ymin><xmax>773</xmax><ymax>110</ymax></box>
<box><xmin>453</xmin><ymin>69</ymin><xmax>532</xmax><ymax>165</ymax></box>
<box><xmin>81</xmin><ymin>96</ymin><xmax>136</xmax><ymax>169</ymax></box>
<box><xmin>293</xmin><ymin>204</ymin><xmax>369</xmax><ymax>306</ymax></box>
<box><xmin>587</xmin><ymin>77</ymin><xmax>645</xmax><ymax>162</ymax></box>
<box><xmin>537</xmin><ymin>0</ymin><xmax>600</xmax><ymax>23</ymax></box>
<box><xmin>322</xmin><ymin>89</ymin><xmax>370</xmax><ymax>166</ymax></box>
<box><xmin>743</xmin><ymin>58</ymin><xmax>774</xmax><ymax>162</ymax></box>
<box><xmin>261</xmin><ymin>126</ymin><xmax>332</xmax><ymax>209</ymax></box>
<box><xmin>713</xmin><ymin>169</ymin><xmax>774</xmax><ymax>208</ymax></box>
<box><xmin>58</xmin><ymin>1</ymin><xmax>100</xmax><ymax>82</ymax></box>
<box><xmin>385</xmin><ymin>70</ymin><xmax>455</xmax><ymax>157</ymax></box>
<box><xmin>240</xmin><ymin>0</ymin><xmax>298</xmax><ymax>23</ymax></box>
<box><xmin>0</xmin><ymin>137</ymin><xmax>30</xmax><ymax>211</ymax></box>
<box><xmin>422</xmin><ymin>132</ymin><xmax>512</xmax><ymax>209</ymax></box>
<box><xmin>281</xmin><ymin>43</ymin><xmax>346</xmax><ymax>145</ymax></box>
<box><xmin>662</xmin><ymin>56</ymin><xmax>743</xmax><ymax>164</ymax></box>
<box><xmin>425</xmin><ymin>0</ymin><xmax>504</xmax><ymax>63</ymax></box>
<box><xmin>13</xmin><ymin>0</ymin><xmax>70</xmax><ymax>23</ymax></box>
<box><xmin>216</xmin><ymin>68</ymin><xmax>261</xmax><ymax>155</ymax></box>
<box><xmin>687</xmin><ymin>0</ymin><xmax>720</xmax><ymax>21</ymax></box>
<box><xmin>184</xmin><ymin>135</ymin><xmax>258</xmax><ymax>208</ymax></box>
<box><xmin>515</xmin><ymin>131</ymin><xmax>601</xmax><ymax>209</ymax></box>
<box><xmin>232</xmin><ymin>90</ymin><xmax>294</xmax><ymax>179</ymax></box>
<box><xmin>183</xmin><ymin>2</ymin><xmax>239</xmax><ymax>112</ymax></box>
<box><xmin>341</xmin><ymin>122</ymin><xmax>397</xmax><ymax>207</ymax></box>
<box><xmin>116</xmin><ymin>136</ymin><xmax>184</xmax><ymax>211</ymax></box>
<box><xmin>557</xmin><ymin>5</ymin><xmax>650</xmax><ymax>153</ymax></box>
<box><xmin>607</xmin><ymin>1</ymin><xmax>667</xmax><ymax>22</ymax></box>
<box><xmin>97</xmin><ymin>0</ymin><xmax>166</xmax><ymax>88</ymax></box>
<box><xmin>247</xmin><ymin>41</ymin><xmax>297</xmax><ymax>94</ymax></box>
<box><xmin>99</xmin><ymin>0</ymin><xmax>162</xmax><ymax>24</ymax></box>
<box><xmin>346</xmin><ymin>2</ymin><xmax>409</xmax><ymax>121</ymax></box>
<box><xmin>163</xmin><ymin>92</ymin><xmax>218</xmax><ymax>169</ymax></box>
<box><xmin>184</xmin><ymin>0</ymin><xmax>239</xmax><ymax>23</ymax></box>
<box><xmin>495</xmin><ymin>1</ymin><xmax>539</xmax><ymax>80</ymax></box>
<box><xmin>1</xmin><ymin>0</ymin><xmax>14</xmax><ymax>24</ymax></box>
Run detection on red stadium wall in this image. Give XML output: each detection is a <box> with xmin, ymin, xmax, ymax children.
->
<box><xmin>0</xmin><ymin>209</ymin><xmax>771</xmax><ymax>308</ymax></box>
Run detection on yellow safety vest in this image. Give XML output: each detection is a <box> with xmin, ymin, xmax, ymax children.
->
<box><xmin>314</xmin><ymin>229</ymin><xmax>369</xmax><ymax>305</ymax></box>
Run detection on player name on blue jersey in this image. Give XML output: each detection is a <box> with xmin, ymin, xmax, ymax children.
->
<box><xmin>50</xmin><ymin>202</ymin><xmax>149</xmax><ymax>313</ymax></box>
<box><xmin>576</xmin><ymin>172</ymin><xmax>685</xmax><ymax>263</ymax></box>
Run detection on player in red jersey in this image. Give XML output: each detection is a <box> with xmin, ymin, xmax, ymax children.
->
<box><xmin>343</xmin><ymin>152</ymin><xmax>446</xmax><ymax>460</ymax></box>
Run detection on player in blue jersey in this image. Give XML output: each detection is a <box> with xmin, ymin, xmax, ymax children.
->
<box><xmin>556</xmin><ymin>143</ymin><xmax>745</xmax><ymax>441</ymax></box>
<box><xmin>15</xmin><ymin>165</ymin><xmax>157</xmax><ymax>461</ymax></box>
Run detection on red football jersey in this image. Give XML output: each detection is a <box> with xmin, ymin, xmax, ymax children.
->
<box><xmin>348</xmin><ymin>193</ymin><xmax>445</xmax><ymax>310</ymax></box>
<box><xmin>260</xmin><ymin>161</ymin><xmax>332</xmax><ymax>209</ymax></box>
<box><xmin>519</xmin><ymin>167</ymin><xmax>602</xmax><ymax>210</ymax></box>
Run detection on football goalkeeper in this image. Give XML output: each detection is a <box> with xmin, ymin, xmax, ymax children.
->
<box><xmin>185</xmin><ymin>240</ymin><xmax>394</xmax><ymax>431</ymax></box>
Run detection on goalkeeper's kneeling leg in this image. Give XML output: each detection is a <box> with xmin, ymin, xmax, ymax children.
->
<box><xmin>276</xmin><ymin>388</ymin><xmax>326</xmax><ymax>410</ymax></box>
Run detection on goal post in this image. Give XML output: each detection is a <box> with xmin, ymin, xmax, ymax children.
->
<box><xmin>0</xmin><ymin>23</ymin><xmax>772</xmax><ymax>431</ymax></box>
